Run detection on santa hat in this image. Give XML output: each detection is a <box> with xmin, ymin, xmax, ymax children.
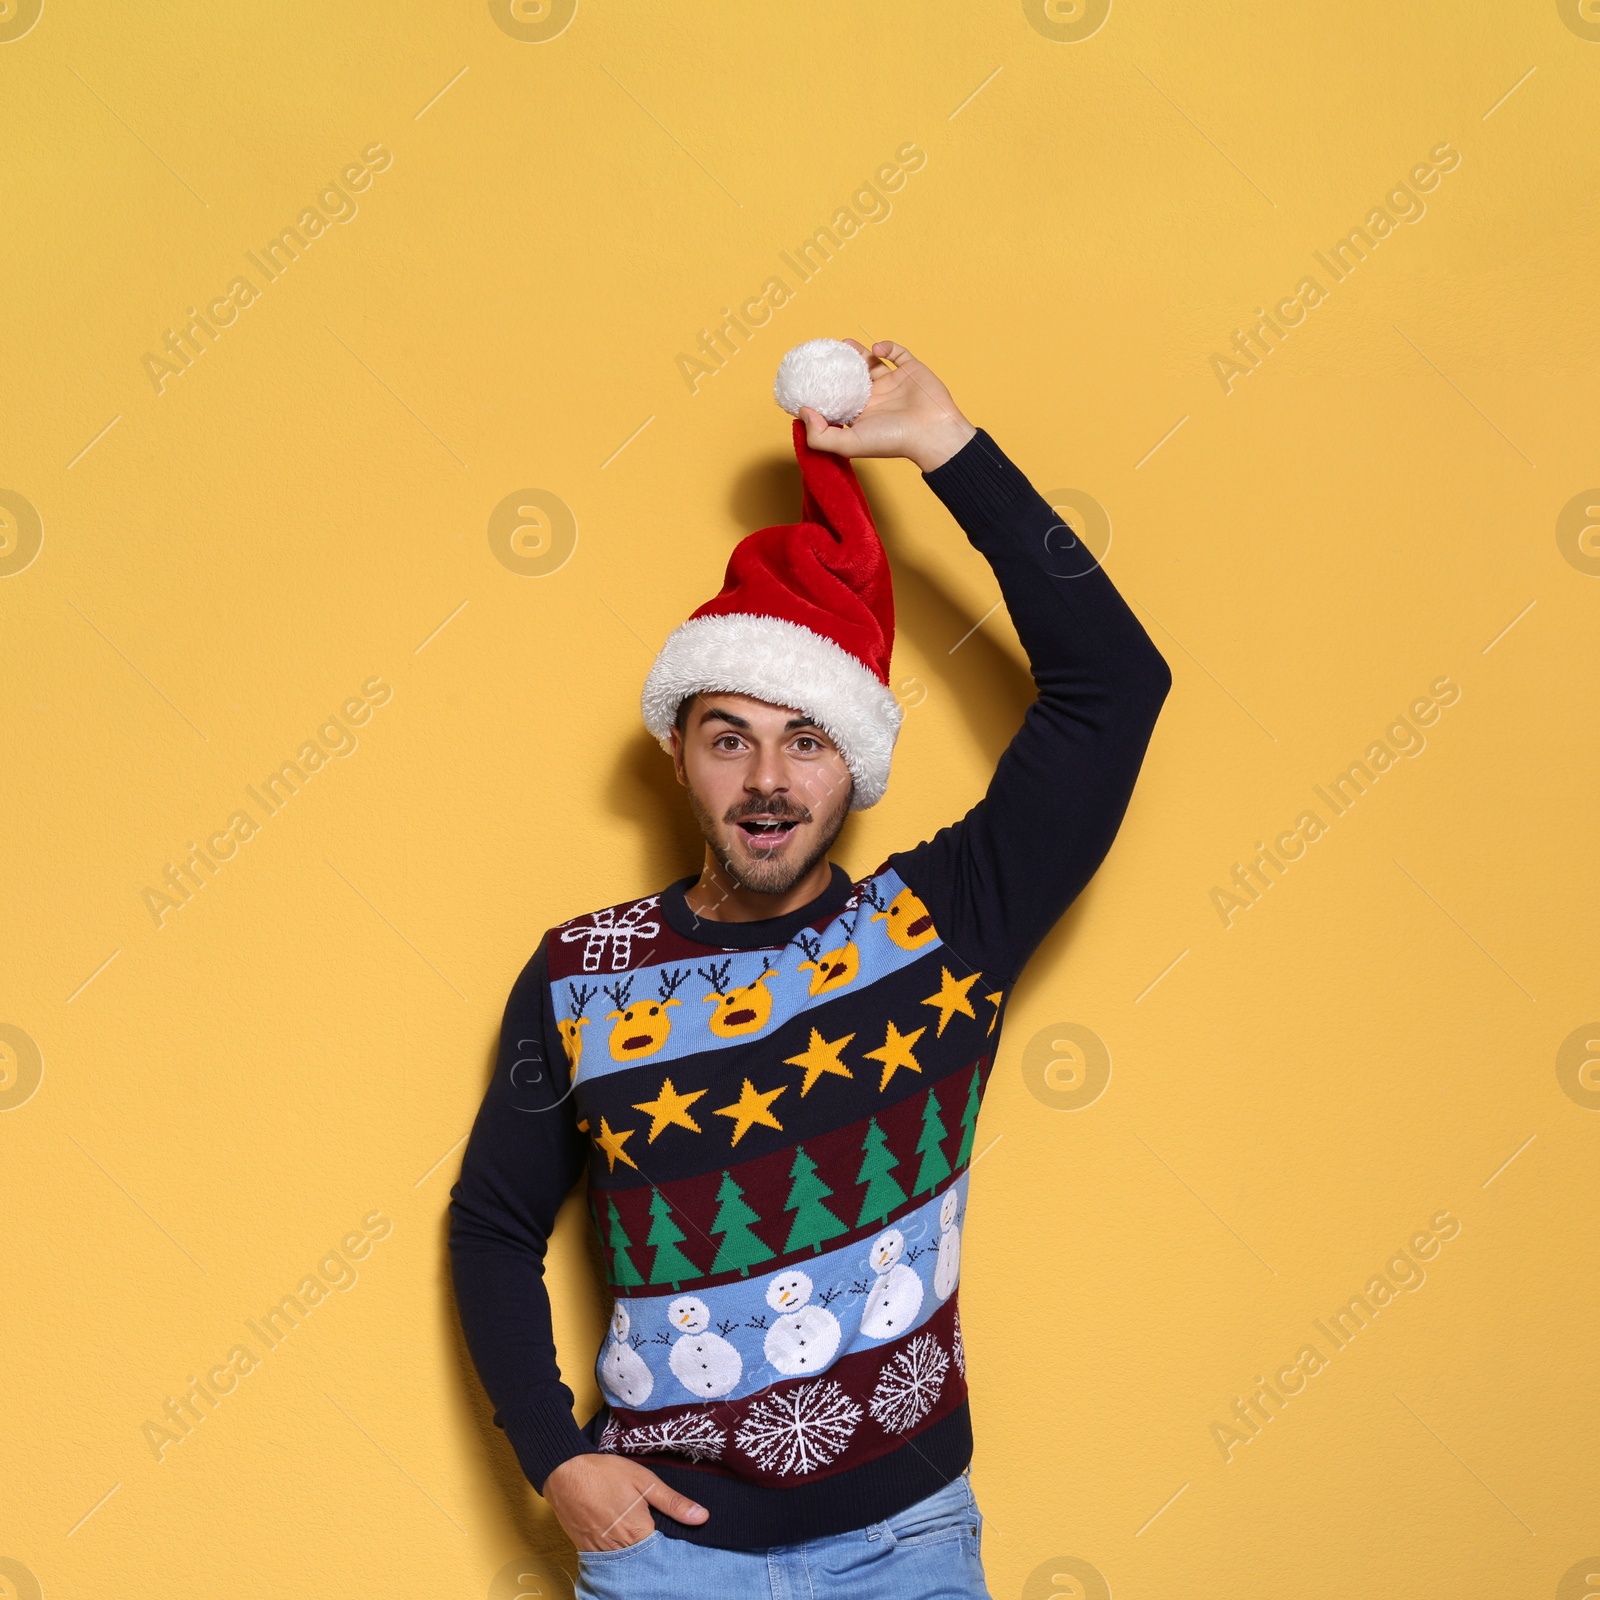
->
<box><xmin>640</xmin><ymin>339</ymin><xmax>901</xmax><ymax>809</ymax></box>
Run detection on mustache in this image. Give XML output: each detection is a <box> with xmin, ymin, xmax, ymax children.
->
<box><xmin>724</xmin><ymin>798</ymin><xmax>812</xmax><ymax>823</ymax></box>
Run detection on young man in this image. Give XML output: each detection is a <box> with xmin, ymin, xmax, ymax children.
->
<box><xmin>449</xmin><ymin>339</ymin><xmax>1171</xmax><ymax>1597</ymax></box>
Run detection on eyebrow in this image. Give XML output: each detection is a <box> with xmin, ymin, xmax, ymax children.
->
<box><xmin>699</xmin><ymin>708</ymin><xmax>823</xmax><ymax>734</ymax></box>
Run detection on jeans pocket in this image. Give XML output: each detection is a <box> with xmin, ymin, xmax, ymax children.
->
<box><xmin>575</xmin><ymin>1531</ymin><xmax>669</xmax><ymax>1600</ymax></box>
<box><xmin>578</xmin><ymin>1528</ymin><xmax>663</xmax><ymax>1564</ymax></box>
<box><xmin>886</xmin><ymin>1475</ymin><xmax>982</xmax><ymax>1548</ymax></box>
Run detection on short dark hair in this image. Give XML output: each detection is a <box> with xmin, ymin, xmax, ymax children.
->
<box><xmin>673</xmin><ymin>694</ymin><xmax>696</xmax><ymax>738</ymax></box>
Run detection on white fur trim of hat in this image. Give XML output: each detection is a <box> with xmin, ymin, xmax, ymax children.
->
<box><xmin>640</xmin><ymin>612</ymin><xmax>902</xmax><ymax>810</ymax></box>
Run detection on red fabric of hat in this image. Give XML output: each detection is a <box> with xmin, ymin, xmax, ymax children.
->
<box><xmin>690</xmin><ymin>421</ymin><xmax>895</xmax><ymax>684</ymax></box>
<box><xmin>641</xmin><ymin>387</ymin><xmax>904</xmax><ymax>809</ymax></box>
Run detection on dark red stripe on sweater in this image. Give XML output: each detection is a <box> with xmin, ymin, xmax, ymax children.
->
<box><xmin>599</xmin><ymin>1293</ymin><xmax>967</xmax><ymax>1487</ymax></box>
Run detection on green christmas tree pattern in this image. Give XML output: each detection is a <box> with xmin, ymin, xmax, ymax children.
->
<box><xmin>782</xmin><ymin>1145</ymin><xmax>849</xmax><ymax>1254</ymax></box>
<box><xmin>645</xmin><ymin>1187</ymin><xmax>698</xmax><ymax>1288</ymax></box>
<box><xmin>953</xmin><ymin>1064</ymin><xmax>981</xmax><ymax>1168</ymax></box>
<box><xmin>855</xmin><ymin>1116</ymin><xmax>909</xmax><ymax>1227</ymax></box>
<box><xmin>709</xmin><ymin>1170</ymin><xmax>774</xmax><ymax>1277</ymax></box>
<box><xmin>607</xmin><ymin>1196</ymin><xmax>644</xmax><ymax>1288</ymax></box>
<box><xmin>911</xmin><ymin>1086</ymin><xmax>953</xmax><ymax>1197</ymax></box>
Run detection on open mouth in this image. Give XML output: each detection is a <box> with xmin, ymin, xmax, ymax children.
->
<box><xmin>736</xmin><ymin>816</ymin><xmax>802</xmax><ymax>850</ymax></box>
<box><xmin>724</xmin><ymin>1008</ymin><xmax>756</xmax><ymax>1026</ymax></box>
<box><xmin>906</xmin><ymin>914</ymin><xmax>934</xmax><ymax>938</ymax></box>
<box><xmin>623</xmin><ymin>1034</ymin><xmax>654</xmax><ymax>1051</ymax></box>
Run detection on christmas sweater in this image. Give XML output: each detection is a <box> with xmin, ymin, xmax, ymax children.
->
<box><xmin>448</xmin><ymin>429</ymin><xmax>1172</xmax><ymax>1549</ymax></box>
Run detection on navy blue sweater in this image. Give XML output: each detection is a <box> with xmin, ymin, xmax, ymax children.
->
<box><xmin>448</xmin><ymin>429</ymin><xmax>1171</xmax><ymax>1548</ymax></box>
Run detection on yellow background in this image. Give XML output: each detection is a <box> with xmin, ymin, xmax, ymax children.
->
<box><xmin>3</xmin><ymin>1</ymin><xmax>1598</xmax><ymax>1596</ymax></box>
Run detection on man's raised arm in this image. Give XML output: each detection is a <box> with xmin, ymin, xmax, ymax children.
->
<box><xmin>800</xmin><ymin>341</ymin><xmax>1172</xmax><ymax>985</ymax></box>
<box><xmin>895</xmin><ymin>428</ymin><xmax>1170</xmax><ymax>983</ymax></box>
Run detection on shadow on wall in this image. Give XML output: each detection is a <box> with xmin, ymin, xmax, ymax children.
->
<box><xmin>607</xmin><ymin>728</ymin><xmax>705</xmax><ymax>893</ymax></box>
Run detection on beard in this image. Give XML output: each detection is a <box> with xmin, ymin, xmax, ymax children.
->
<box><xmin>685</xmin><ymin>783</ymin><xmax>852</xmax><ymax>898</ymax></box>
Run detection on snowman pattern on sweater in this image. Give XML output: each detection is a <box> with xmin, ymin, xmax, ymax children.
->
<box><xmin>859</xmin><ymin>1228</ymin><xmax>925</xmax><ymax>1340</ymax></box>
<box><xmin>761</xmin><ymin>1270</ymin><xmax>843</xmax><ymax>1376</ymax></box>
<box><xmin>666</xmin><ymin>1296</ymin><xmax>743</xmax><ymax>1398</ymax></box>
<box><xmin>600</xmin><ymin>1293</ymin><xmax>967</xmax><ymax>1479</ymax></box>
<box><xmin>592</xmin><ymin>1175</ymin><xmax>969</xmax><ymax>1411</ymax></box>
<box><xmin>933</xmin><ymin>1187</ymin><xmax>962</xmax><ymax>1301</ymax></box>
<box><xmin>598</xmin><ymin>1302</ymin><xmax>654</xmax><ymax>1407</ymax></box>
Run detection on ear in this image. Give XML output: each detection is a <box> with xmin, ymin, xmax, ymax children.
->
<box><xmin>663</xmin><ymin>997</ymin><xmax>681</xmax><ymax>1009</ymax></box>
<box><xmin>668</xmin><ymin>722</ymin><xmax>688</xmax><ymax>788</ymax></box>
<box><xmin>606</xmin><ymin>1009</ymin><xmax>623</xmax><ymax>1021</ymax></box>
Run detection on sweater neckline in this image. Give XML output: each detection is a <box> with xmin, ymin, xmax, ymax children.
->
<box><xmin>659</xmin><ymin>862</ymin><xmax>854</xmax><ymax>950</ymax></box>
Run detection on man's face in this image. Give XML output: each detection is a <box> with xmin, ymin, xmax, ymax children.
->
<box><xmin>670</xmin><ymin>692</ymin><xmax>854</xmax><ymax>897</ymax></box>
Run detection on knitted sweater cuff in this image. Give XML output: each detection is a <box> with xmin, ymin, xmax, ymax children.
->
<box><xmin>921</xmin><ymin>428</ymin><xmax>1034</xmax><ymax>527</ymax></box>
<box><xmin>498</xmin><ymin>1388</ymin><xmax>598</xmax><ymax>1494</ymax></box>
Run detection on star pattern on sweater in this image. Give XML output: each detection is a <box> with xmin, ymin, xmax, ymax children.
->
<box><xmin>593</xmin><ymin>1115</ymin><xmax>638</xmax><ymax>1173</ymax></box>
<box><xmin>921</xmin><ymin>966</ymin><xmax>982</xmax><ymax>1036</ymax></box>
<box><xmin>985</xmin><ymin>991</ymin><xmax>1004</xmax><ymax>1035</ymax></box>
<box><xmin>864</xmin><ymin>1019</ymin><xmax>925</xmax><ymax>1092</ymax></box>
<box><xmin>631</xmin><ymin>1077</ymin><xmax>707</xmax><ymax>1141</ymax></box>
<box><xmin>713</xmin><ymin>1078</ymin><xmax>787</xmax><ymax>1146</ymax></box>
<box><xmin>783</xmin><ymin>1028</ymin><xmax>856</xmax><ymax>1095</ymax></box>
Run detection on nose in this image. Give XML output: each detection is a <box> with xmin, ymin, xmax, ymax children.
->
<box><xmin>744</xmin><ymin>739</ymin><xmax>791</xmax><ymax>798</ymax></box>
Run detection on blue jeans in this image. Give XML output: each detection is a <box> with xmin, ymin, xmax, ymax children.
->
<box><xmin>574</xmin><ymin>1472</ymin><xmax>990</xmax><ymax>1599</ymax></box>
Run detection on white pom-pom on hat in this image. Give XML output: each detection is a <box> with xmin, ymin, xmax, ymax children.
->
<box><xmin>773</xmin><ymin>338</ymin><xmax>873</xmax><ymax>425</ymax></box>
